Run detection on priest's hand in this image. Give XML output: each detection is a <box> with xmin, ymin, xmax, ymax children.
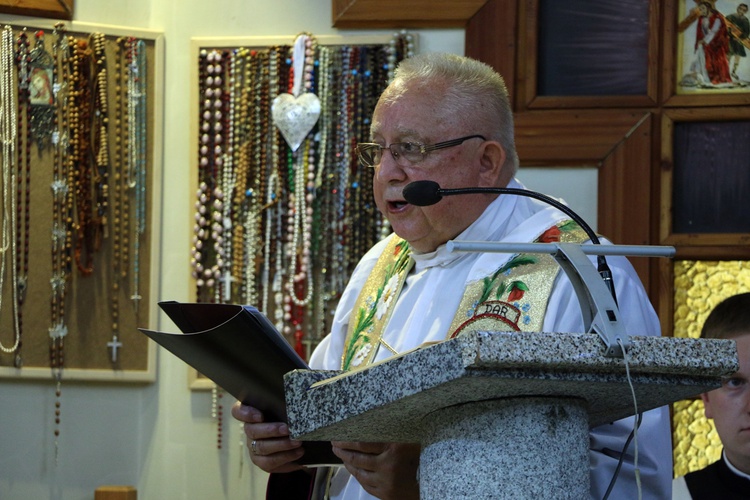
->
<box><xmin>331</xmin><ymin>441</ymin><xmax>420</xmax><ymax>500</ymax></box>
<box><xmin>231</xmin><ymin>401</ymin><xmax>306</xmax><ymax>473</ymax></box>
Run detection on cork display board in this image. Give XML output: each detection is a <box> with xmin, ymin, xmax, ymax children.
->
<box><xmin>0</xmin><ymin>20</ymin><xmax>164</xmax><ymax>382</ymax></box>
<box><xmin>187</xmin><ymin>33</ymin><xmax>415</xmax><ymax>389</ymax></box>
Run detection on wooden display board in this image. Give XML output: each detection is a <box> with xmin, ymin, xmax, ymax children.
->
<box><xmin>0</xmin><ymin>20</ymin><xmax>164</xmax><ymax>382</ymax></box>
<box><xmin>187</xmin><ymin>34</ymin><xmax>413</xmax><ymax>390</ymax></box>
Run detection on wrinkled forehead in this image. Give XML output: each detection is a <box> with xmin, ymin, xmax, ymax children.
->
<box><xmin>379</xmin><ymin>75</ymin><xmax>452</xmax><ymax>104</ymax></box>
<box><xmin>371</xmin><ymin>80</ymin><xmax>458</xmax><ymax>138</ymax></box>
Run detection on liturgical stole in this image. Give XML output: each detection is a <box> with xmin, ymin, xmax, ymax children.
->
<box><xmin>340</xmin><ymin>220</ymin><xmax>589</xmax><ymax>371</ymax></box>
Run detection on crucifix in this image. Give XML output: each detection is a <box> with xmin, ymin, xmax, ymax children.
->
<box><xmin>107</xmin><ymin>335</ymin><xmax>123</xmax><ymax>363</ymax></box>
<box><xmin>131</xmin><ymin>293</ymin><xmax>142</xmax><ymax>314</ymax></box>
<box><xmin>220</xmin><ymin>269</ymin><xmax>237</xmax><ymax>301</ymax></box>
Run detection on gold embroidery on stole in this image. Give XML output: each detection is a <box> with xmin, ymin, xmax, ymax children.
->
<box><xmin>340</xmin><ymin>221</ymin><xmax>588</xmax><ymax>370</ymax></box>
<box><xmin>340</xmin><ymin>237</ymin><xmax>413</xmax><ymax>371</ymax></box>
<box><xmin>448</xmin><ymin>222</ymin><xmax>589</xmax><ymax>337</ymax></box>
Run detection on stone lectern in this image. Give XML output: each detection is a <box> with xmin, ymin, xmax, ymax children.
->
<box><xmin>283</xmin><ymin>241</ymin><xmax>738</xmax><ymax>497</ymax></box>
<box><xmin>284</xmin><ymin>330</ymin><xmax>737</xmax><ymax>498</ymax></box>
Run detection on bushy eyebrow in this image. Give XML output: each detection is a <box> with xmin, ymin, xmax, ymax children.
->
<box><xmin>369</xmin><ymin>125</ymin><xmax>427</xmax><ymax>143</ymax></box>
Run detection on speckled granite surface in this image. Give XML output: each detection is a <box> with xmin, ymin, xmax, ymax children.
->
<box><xmin>420</xmin><ymin>398</ymin><xmax>590</xmax><ymax>499</ymax></box>
<box><xmin>284</xmin><ymin>331</ymin><xmax>737</xmax><ymax>442</ymax></box>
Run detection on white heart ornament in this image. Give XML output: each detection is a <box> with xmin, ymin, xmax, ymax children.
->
<box><xmin>272</xmin><ymin>92</ymin><xmax>321</xmax><ymax>151</ymax></box>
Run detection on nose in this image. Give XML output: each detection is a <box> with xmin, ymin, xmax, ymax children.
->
<box><xmin>374</xmin><ymin>147</ymin><xmax>407</xmax><ymax>183</ymax></box>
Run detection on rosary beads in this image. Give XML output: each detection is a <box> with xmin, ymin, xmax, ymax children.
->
<box><xmin>193</xmin><ymin>32</ymin><xmax>413</xmax><ymax>359</ymax></box>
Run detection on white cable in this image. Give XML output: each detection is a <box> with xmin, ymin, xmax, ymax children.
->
<box><xmin>619</xmin><ymin>338</ymin><xmax>642</xmax><ymax>500</ymax></box>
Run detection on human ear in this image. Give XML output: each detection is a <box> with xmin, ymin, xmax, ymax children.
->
<box><xmin>478</xmin><ymin>140</ymin><xmax>506</xmax><ymax>186</ymax></box>
<box><xmin>700</xmin><ymin>392</ymin><xmax>714</xmax><ymax>420</ymax></box>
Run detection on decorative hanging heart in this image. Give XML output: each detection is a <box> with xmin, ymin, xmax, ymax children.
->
<box><xmin>272</xmin><ymin>92</ymin><xmax>321</xmax><ymax>152</ymax></box>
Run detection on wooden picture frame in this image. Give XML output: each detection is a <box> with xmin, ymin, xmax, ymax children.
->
<box><xmin>331</xmin><ymin>0</ymin><xmax>486</xmax><ymax>28</ymax></box>
<box><xmin>0</xmin><ymin>0</ymin><xmax>74</xmax><ymax>20</ymax></box>
<box><xmin>517</xmin><ymin>0</ymin><xmax>660</xmax><ymax>109</ymax></box>
<box><xmin>656</xmin><ymin>107</ymin><xmax>750</xmax><ymax>334</ymax></box>
<box><xmin>659</xmin><ymin>107</ymin><xmax>750</xmax><ymax>249</ymax></box>
<box><xmin>662</xmin><ymin>0</ymin><xmax>750</xmax><ymax>106</ymax></box>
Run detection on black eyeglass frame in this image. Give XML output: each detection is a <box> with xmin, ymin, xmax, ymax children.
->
<box><xmin>356</xmin><ymin>134</ymin><xmax>486</xmax><ymax>168</ymax></box>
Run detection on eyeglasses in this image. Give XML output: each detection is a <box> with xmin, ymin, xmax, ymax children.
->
<box><xmin>355</xmin><ymin>134</ymin><xmax>486</xmax><ymax>168</ymax></box>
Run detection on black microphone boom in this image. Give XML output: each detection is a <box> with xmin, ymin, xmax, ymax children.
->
<box><xmin>401</xmin><ymin>180</ymin><xmax>617</xmax><ymax>304</ymax></box>
<box><xmin>402</xmin><ymin>180</ymin><xmax>600</xmax><ymax>244</ymax></box>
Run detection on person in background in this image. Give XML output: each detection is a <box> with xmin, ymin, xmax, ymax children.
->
<box><xmin>726</xmin><ymin>3</ymin><xmax>750</xmax><ymax>79</ymax></box>
<box><xmin>232</xmin><ymin>52</ymin><xmax>673</xmax><ymax>500</ymax></box>
<box><xmin>673</xmin><ymin>292</ymin><xmax>750</xmax><ymax>499</ymax></box>
<box><xmin>693</xmin><ymin>1</ymin><xmax>733</xmax><ymax>85</ymax></box>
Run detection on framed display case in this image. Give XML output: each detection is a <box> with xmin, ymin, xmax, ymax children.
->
<box><xmin>0</xmin><ymin>20</ymin><xmax>165</xmax><ymax>383</ymax></box>
<box><xmin>186</xmin><ymin>33</ymin><xmax>413</xmax><ymax>390</ymax></box>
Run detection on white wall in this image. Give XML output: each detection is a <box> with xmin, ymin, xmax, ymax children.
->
<box><xmin>517</xmin><ymin>167</ymin><xmax>598</xmax><ymax>231</ymax></box>
<box><xmin>0</xmin><ymin>1</ymin><xmax>464</xmax><ymax>499</ymax></box>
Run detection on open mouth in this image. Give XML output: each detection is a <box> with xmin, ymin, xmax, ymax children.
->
<box><xmin>388</xmin><ymin>200</ymin><xmax>409</xmax><ymax>210</ymax></box>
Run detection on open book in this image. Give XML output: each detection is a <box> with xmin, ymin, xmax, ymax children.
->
<box><xmin>139</xmin><ymin>301</ymin><xmax>340</xmax><ymax>466</ymax></box>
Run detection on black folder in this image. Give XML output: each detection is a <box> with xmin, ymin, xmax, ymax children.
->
<box><xmin>139</xmin><ymin>301</ymin><xmax>340</xmax><ymax>466</ymax></box>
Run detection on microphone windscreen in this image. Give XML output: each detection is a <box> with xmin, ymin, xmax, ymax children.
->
<box><xmin>402</xmin><ymin>181</ymin><xmax>442</xmax><ymax>206</ymax></box>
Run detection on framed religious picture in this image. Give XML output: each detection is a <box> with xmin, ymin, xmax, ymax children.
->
<box><xmin>664</xmin><ymin>0</ymin><xmax>750</xmax><ymax>105</ymax></box>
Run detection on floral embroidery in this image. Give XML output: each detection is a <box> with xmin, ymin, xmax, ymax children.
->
<box><xmin>538</xmin><ymin>226</ymin><xmax>561</xmax><ymax>243</ymax></box>
<box><xmin>538</xmin><ymin>221</ymin><xmax>577</xmax><ymax>243</ymax></box>
<box><xmin>377</xmin><ymin>275</ymin><xmax>400</xmax><ymax>320</ymax></box>
<box><xmin>342</xmin><ymin>239</ymin><xmax>412</xmax><ymax>371</ymax></box>
<box><xmin>351</xmin><ymin>344</ymin><xmax>372</xmax><ymax>367</ymax></box>
<box><xmin>450</xmin><ymin>220</ymin><xmax>589</xmax><ymax>337</ymax></box>
<box><xmin>507</xmin><ymin>281</ymin><xmax>529</xmax><ymax>302</ymax></box>
<box><xmin>478</xmin><ymin>255</ymin><xmax>537</xmax><ymax>305</ymax></box>
<box><xmin>475</xmin><ymin>221</ymin><xmax>579</xmax><ymax>308</ymax></box>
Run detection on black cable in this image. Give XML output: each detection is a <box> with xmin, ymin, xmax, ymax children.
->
<box><xmin>601</xmin><ymin>412</ymin><xmax>644</xmax><ymax>500</ymax></box>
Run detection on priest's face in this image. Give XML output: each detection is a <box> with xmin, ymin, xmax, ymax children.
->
<box><xmin>368</xmin><ymin>82</ymin><xmax>502</xmax><ymax>254</ymax></box>
<box><xmin>702</xmin><ymin>334</ymin><xmax>750</xmax><ymax>474</ymax></box>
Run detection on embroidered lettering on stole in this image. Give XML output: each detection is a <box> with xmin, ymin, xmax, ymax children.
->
<box><xmin>340</xmin><ymin>221</ymin><xmax>588</xmax><ymax>371</ymax></box>
<box><xmin>448</xmin><ymin>221</ymin><xmax>588</xmax><ymax>337</ymax></box>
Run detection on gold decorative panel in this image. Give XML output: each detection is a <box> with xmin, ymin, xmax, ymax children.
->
<box><xmin>671</xmin><ymin>260</ymin><xmax>750</xmax><ymax>477</ymax></box>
